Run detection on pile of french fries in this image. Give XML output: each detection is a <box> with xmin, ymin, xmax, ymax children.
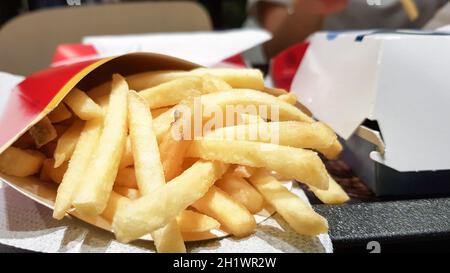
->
<box><xmin>0</xmin><ymin>67</ymin><xmax>349</xmax><ymax>253</ymax></box>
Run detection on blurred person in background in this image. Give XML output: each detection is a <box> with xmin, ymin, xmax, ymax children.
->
<box><xmin>246</xmin><ymin>0</ymin><xmax>449</xmax><ymax>61</ymax></box>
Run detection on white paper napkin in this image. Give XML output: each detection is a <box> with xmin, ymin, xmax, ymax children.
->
<box><xmin>0</xmin><ymin>184</ymin><xmax>332</xmax><ymax>253</ymax></box>
<box><xmin>82</xmin><ymin>29</ymin><xmax>272</xmax><ymax>67</ymax></box>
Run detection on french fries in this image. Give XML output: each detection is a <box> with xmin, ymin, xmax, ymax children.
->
<box><xmin>29</xmin><ymin>117</ymin><xmax>57</xmax><ymax>147</ymax></box>
<box><xmin>215</xmin><ymin>174</ymin><xmax>264</xmax><ymax>214</ymax></box>
<box><xmin>53</xmin><ymin>118</ymin><xmax>103</xmax><ymax>219</ymax></box>
<box><xmin>64</xmin><ymin>88</ymin><xmax>103</xmax><ymax>120</ymax></box>
<box><xmin>192</xmin><ymin>186</ymin><xmax>256</xmax><ymax>237</ymax></box>
<box><xmin>309</xmin><ymin>175</ymin><xmax>350</xmax><ymax>205</ymax></box>
<box><xmin>73</xmin><ymin>74</ymin><xmax>128</xmax><ymax>216</ymax></box>
<box><xmin>3</xmin><ymin>67</ymin><xmax>348</xmax><ymax>253</ymax></box>
<box><xmin>127</xmin><ymin>91</ymin><xmax>185</xmax><ymax>253</ymax></box>
<box><xmin>112</xmin><ymin>160</ymin><xmax>228</xmax><ymax>243</ymax></box>
<box><xmin>47</xmin><ymin>103</ymin><xmax>72</xmax><ymax>123</ymax></box>
<box><xmin>0</xmin><ymin>147</ymin><xmax>45</xmax><ymax>177</ymax></box>
<box><xmin>187</xmin><ymin>139</ymin><xmax>329</xmax><ymax>190</ymax></box>
<box><xmin>177</xmin><ymin>210</ymin><xmax>221</xmax><ymax>233</ymax></box>
<box><xmin>249</xmin><ymin>169</ymin><xmax>329</xmax><ymax>236</ymax></box>
<box><xmin>53</xmin><ymin>120</ymin><xmax>84</xmax><ymax>168</ymax></box>
<box><xmin>104</xmin><ymin>192</ymin><xmax>220</xmax><ymax>233</ymax></box>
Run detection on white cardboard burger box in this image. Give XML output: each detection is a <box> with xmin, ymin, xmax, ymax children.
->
<box><xmin>291</xmin><ymin>30</ymin><xmax>450</xmax><ymax>196</ymax></box>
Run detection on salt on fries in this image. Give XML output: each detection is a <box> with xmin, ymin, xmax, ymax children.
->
<box><xmin>0</xmin><ymin>67</ymin><xmax>349</xmax><ymax>253</ymax></box>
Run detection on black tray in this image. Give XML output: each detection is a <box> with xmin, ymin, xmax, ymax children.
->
<box><xmin>314</xmin><ymin>198</ymin><xmax>450</xmax><ymax>252</ymax></box>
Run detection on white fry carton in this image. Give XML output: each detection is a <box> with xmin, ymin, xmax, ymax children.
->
<box><xmin>292</xmin><ymin>31</ymin><xmax>450</xmax><ymax>196</ymax></box>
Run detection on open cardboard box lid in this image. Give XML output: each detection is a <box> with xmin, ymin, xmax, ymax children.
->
<box><xmin>291</xmin><ymin>31</ymin><xmax>450</xmax><ymax>172</ymax></box>
<box><xmin>0</xmin><ymin>53</ymin><xmax>280</xmax><ymax>241</ymax></box>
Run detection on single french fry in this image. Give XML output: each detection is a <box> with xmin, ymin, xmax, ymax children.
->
<box><xmin>139</xmin><ymin>77</ymin><xmax>204</xmax><ymax>109</ymax></box>
<box><xmin>192</xmin><ymin>186</ymin><xmax>256</xmax><ymax>237</ymax></box>
<box><xmin>115</xmin><ymin>167</ymin><xmax>137</xmax><ymax>189</ymax></box>
<box><xmin>200</xmin><ymin>74</ymin><xmax>233</xmax><ymax>93</ymax></box>
<box><xmin>237</xmin><ymin>113</ymin><xmax>265</xmax><ymax>125</ymax></box>
<box><xmin>199</xmin><ymin>89</ymin><xmax>314</xmax><ymax>122</ymax></box>
<box><xmin>191</xmin><ymin>68</ymin><xmax>264</xmax><ymax>90</ymax></box>
<box><xmin>278</xmin><ymin>93</ymin><xmax>297</xmax><ymax>105</ymax></box>
<box><xmin>159</xmin><ymin>126</ymin><xmax>190</xmax><ymax>181</ymax></box>
<box><xmin>152</xmin><ymin>223</ymin><xmax>186</xmax><ymax>253</ymax></box>
<box><xmin>29</xmin><ymin>117</ymin><xmax>57</xmax><ymax>147</ymax></box>
<box><xmin>40</xmin><ymin>159</ymin><xmax>68</xmax><ymax>184</ymax></box>
<box><xmin>87</xmin><ymin>70</ymin><xmax>191</xmax><ymax>99</ymax></box>
<box><xmin>113</xmin><ymin>186</ymin><xmax>140</xmax><ymax>200</ymax></box>
<box><xmin>215</xmin><ymin>174</ymin><xmax>264</xmax><ymax>214</ymax></box>
<box><xmin>112</xmin><ymin>160</ymin><xmax>228</xmax><ymax>243</ymax></box>
<box><xmin>128</xmin><ymin>90</ymin><xmax>185</xmax><ymax>253</ymax></box>
<box><xmin>64</xmin><ymin>88</ymin><xmax>103</xmax><ymax>120</ymax></box>
<box><xmin>264</xmin><ymin>87</ymin><xmax>288</xmax><ymax>96</ymax></box>
<box><xmin>0</xmin><ymin>147</ymin><xmax>45</xmax><ymax>177</ymax></box>
<box><xmin>73</xmin><ymin>74</ymin><xmax>128</xmax><ymax>216</ymax></box>
<box><xmin>320</xmin><ymin>139</ymin><xmax>343</xmax><ymax>160</ymax></box>
<box><xmin>48</xmin><ymin>103</ymin><xmax>72</xmax><ymax>123</ymax></box>
<box><xmin>52</xmin><ymin>118</ymin><xmax>103</xmax><ymax>220</ymax></box>
<box><xmin>119</xmin><ymin>107</ymin><xmax>179</xmax><ymax>169</ymax></box>
<box><xmin>128</xmin><ymin>91</ymin><xmax>165</xmax><ymax>194</ymax></box>
<box><xmin>187</xmin><ymin>139</ymin><xmax>329</xmax><ymax>190</ymax></box>
<box><xmin>53</xmin><ymin>120</ymin><xmax>84</xmax><ymax>168</ymax></box>
<box><xmin>309</xmin><ymin>175</ymin><xmax>350</xmax><ymax>205</ymax></box>
<box><xmin>124</xmin><ymin>70</ymin><xmax>192</xmax><ymax>91</ymax></box>
<box><xmin>249</xmin><ymin>169</ymin><xmax>329</xmax><ymax>236</ymax></box>
<box><xmin>203</xmin><ymin>121</ymin><xmax>337</xmax><ymax>154</ymax></box>
<box><xmin>119</xmin><ymin>137</ymin><xmax>133</xmax><ymax>169</ymax></box>
<box><xmin>151</xmin><ymin>107</ymin><xmax>171</xmax><ymax>118</ymax></box>
<box><xmin>177</xmin><ymin>210</ymin><xmax>220</xmax><ymax>233</ymax></box>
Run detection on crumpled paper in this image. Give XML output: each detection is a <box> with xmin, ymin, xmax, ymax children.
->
<box><xmin>0</xmin><ymin>183</ymin><xmax>332</xmax><ymax>253</ymax></box>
